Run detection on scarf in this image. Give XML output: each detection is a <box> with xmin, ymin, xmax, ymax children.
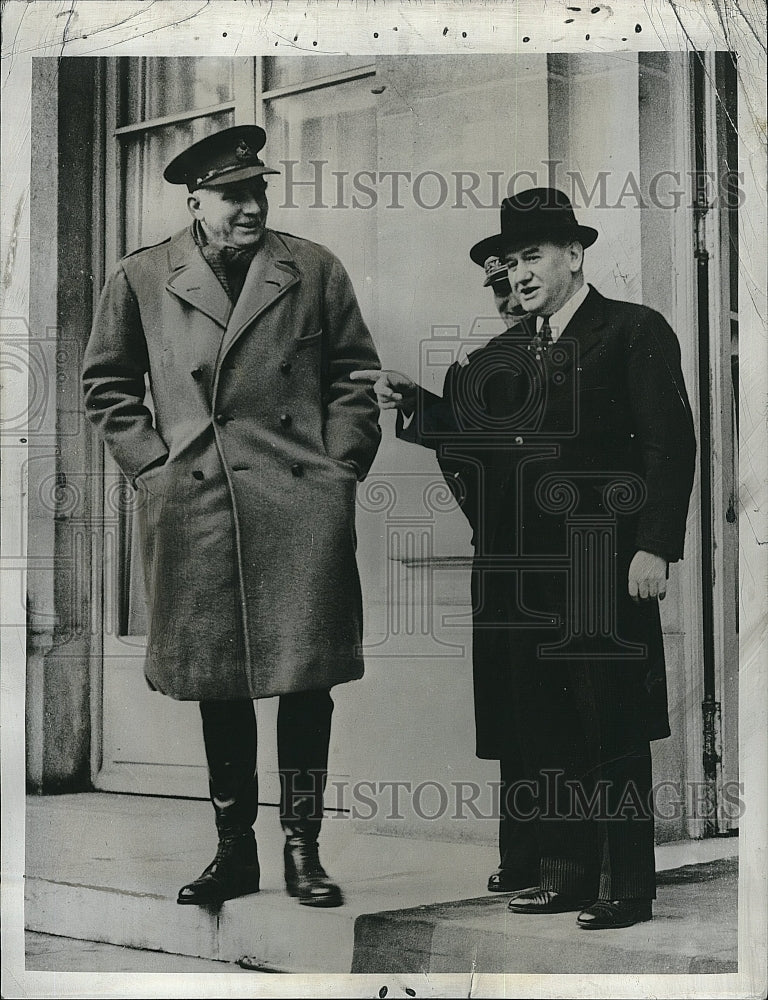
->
<box><xmin>193</xmin><ymin>220</ymin><xmax>262</xmax><ymax>303</ymax></box>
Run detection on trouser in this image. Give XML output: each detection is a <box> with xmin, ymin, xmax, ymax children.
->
<box><xmin>568</xmin><ymin>664</ymin><xmax>657</xmax><ymax>901</ymax></box>
<box><xmin>199</xmin><ymin>689</ymin><xmax>334</xmax><ymax>839</ymax></box>
<box><xmin>501</xmin><ymin>659</ymin><xmax>656</xmax><ymax>900</ymax></box>
<box><xmin>498</xmin><ymin>754</ymin><xmax>540</xmax><ymax>876</ymax></box>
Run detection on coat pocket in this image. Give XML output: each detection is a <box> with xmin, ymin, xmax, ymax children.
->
<box><xmin>326</xmin><ymin>456</ymin><xmax>360</xmax><ymax>479</ymax></box>
<box><xmin>295</xmin><ymin>328</ymin><xmax>322</xmax><ymax>350</ymax></box>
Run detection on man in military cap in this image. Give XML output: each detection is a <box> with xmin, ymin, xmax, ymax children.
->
<box><xmin>83</xmin><ymin>125</ymin><xmax>381</xmax><ymax>908</ymax></box>
<box><xmin>354</xmin><ymin>187</ymin><xmax>696</xmax><ymax>930</ymax></box>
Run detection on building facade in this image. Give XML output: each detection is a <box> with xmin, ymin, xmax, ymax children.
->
<box><xmin>24</xmin><ymin>52</ymin><xmax>740</xmax><ymax>844</ymax></box>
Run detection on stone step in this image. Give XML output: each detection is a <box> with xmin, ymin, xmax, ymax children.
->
<box><xmin>23</xmin><ymin>793</ymin><xmax>739</xmax><ymax>975</ymax></box>
<box><xmin>24</xmin><ymin>792</ymin><xmax>498</xmax><ymax>974</ymax></box>
<box><xmin>352</xmin><ymin>858</ymin><xmax>738</xmax><ymax>975</ymax></box>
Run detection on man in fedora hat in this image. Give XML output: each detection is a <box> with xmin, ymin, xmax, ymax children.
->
<box><xmin>83</xmin><ymin>124</ymin><xmax>381</xmax><ymax>908</ymax></box>
<box><xmin>353</xmin><ymin>187</ymin><xmax>696</xmax><ymax>929</ymax></box>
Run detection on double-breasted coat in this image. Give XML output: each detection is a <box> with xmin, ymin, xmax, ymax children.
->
<box><xmin>400</xmin><ymin>286</ymin><xmax>696</xmax><ymax>759</ymax></box>
<box><xmin>83</xmin><ymin>227</ymin><xmax>381</xmax><ymax>701</ymax></box>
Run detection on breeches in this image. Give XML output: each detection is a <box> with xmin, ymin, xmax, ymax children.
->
<box><xmin>199</xmin><ymin>689</ymin><xmax>334</xmax><ymax>836</ymax></box>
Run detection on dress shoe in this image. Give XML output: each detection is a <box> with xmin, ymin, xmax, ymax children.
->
<box><xmin>283</xmin><ymin>823</ymin><xmax>343</xmax><ymax>908</ymax></box>
<box><xmin>177</xmin><ymin>833</ymin><xmax>260</xmax><ymax>906</ymax></box>
<box><xmin>507</xmin><ymin>887</ymin><xmax>591</xmax><ymax>914</ymax></box>
<box><xmin>487</xmin><ymin>868</ymin><xmax>539</xmax><ymax>893</ymax></box>
<box><xmin>577</xmin><ymin>899</ymin><xmax>652</xmax><ymax>929</ymax></box>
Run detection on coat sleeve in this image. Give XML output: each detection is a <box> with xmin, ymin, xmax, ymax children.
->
<box><xmin>82</xmin><ymin>263</ymin><xmax>170</xmax><ymax>485</ymax></box>
<box><xmin>395</xmin><ymin>365</ymin><xmax>480</xmax><ymax>530</ymax></box>
<box><xmin>321</xmin><ymin>254</ymin><xmax>382</xmax><ymax>479</ymax></box>
<box><xmin>625</xmin><ymin>311</ymin><xmax>697</xmax><ymax>562</ymax></box>
<box><xmin>395</xmin><ymin>364</ymin><xmax>462</xmax><ymax>447</ymax></box>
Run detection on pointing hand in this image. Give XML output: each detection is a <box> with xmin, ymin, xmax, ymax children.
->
<box><xmin>350</xmin><ymin>369</ymin><xmax>418</xmax><ymax>414</ymax></box>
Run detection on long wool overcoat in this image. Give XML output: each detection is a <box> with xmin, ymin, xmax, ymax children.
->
<box><xmin>400</xmin><ymin>286</ymin><xmax>697</xmax><ymax>759</ymax></box>
<box><xmin>83</xmin><ymin>227</ymin><xmax>381</xmax><ymax>701</ymax></box>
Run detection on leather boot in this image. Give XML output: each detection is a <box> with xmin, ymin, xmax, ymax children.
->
<box><xmin>179</xmin><ymin>700</ymin><xmax>261</xmax><ymax>906</ymax></box>
<box><xmin>276</xmin><ymin>692</ymin><xmax>340</xmax><ymax>906</ymax></box>
<box><xmin>282</xmin><ymin>817</ymin><xmax>343</xmax><ymax>907</ymax></box>
<box><xmin>177</xmin><ymin>832</ymin><xmax>260</xmax><ymax>906</ymax></box>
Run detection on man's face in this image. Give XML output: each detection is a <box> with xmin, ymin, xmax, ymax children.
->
<box><xmin>188</xmin><ymin>177</ymin><xmax>269</xmax><ymax>248</ymax></box>
<box><xmin>504</xmin><ymin>240</ymin><xmax>583</xmax><ymax>316</ymax></box>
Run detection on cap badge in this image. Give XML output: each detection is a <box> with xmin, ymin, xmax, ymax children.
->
<box><xmin>235</xmin><ymin>140</ymin><xmax>252</xmax><ymax>161</ymax></box>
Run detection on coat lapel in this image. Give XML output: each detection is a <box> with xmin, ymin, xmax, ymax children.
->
<box><xmin>165</xmin><ymin>228</ymin><xmax>232</xmax><ymax>329</ymax></box>
<box><xmin>217</xmin><ymin>231</ymin><xmax>300</xmax><ymax>363</ymax></box>
<box><xmin>556</xmin><ymin>285</ymin><xmax>607</xmax><ymax>375</ymax></box>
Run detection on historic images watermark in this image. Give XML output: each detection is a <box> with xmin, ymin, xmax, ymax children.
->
<box><xmin>275</xmin><ymin>160</ymin><xmax>742</xmax><ymax>212</ymax></box>
<box><xmin>279</xmin><ymin>772</ymin><xmax>746</xmax><ymax>825</ymax></box>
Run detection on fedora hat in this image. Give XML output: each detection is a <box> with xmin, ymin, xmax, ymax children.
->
<box><xmin>470</xmin><ymin>187</ymin><xmax>598</xmax><ymax>267</ymax></box>
<box><xmin>164</xmin><ymin>125</ymin><xmax>279</xmax><ymax>193</ymax></box>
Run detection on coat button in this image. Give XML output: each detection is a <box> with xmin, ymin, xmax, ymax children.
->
<box><xmin>215</xmin><ymin>413</ymin><xmax>229</xmax><ymax>425</ymax></box>
<box><xmin>192</xmin><ymin>470</ymin><xmax>204</xmax><ymax>481</ymax></box>
<box><xmin>291</xmin><ymin>462</ymin><xmax>304</xmax><ymax>477</ymax></box>
<box><xmin>280</xmin><ymin>360</ymin><xmax>292</xmax><ymax>374</ymax></box>
<box><xmin>191</xmin><ymin>367</ymin><xmax>204</xmax><ymax>380</ymax></box>
<box><xmin>514</xmin><ymin>436</ymin><xmax>524</xmax><ymax>445</ymax></box>
<box><xmin>279</xmin><ymin>412</ymin><xmax>292</xmax><ymax>428</ymax></box>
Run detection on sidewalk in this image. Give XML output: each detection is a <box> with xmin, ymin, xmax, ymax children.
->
<box><xmin>24</xmin><ymin>792</ymin><xmax>738</xmax><ymax>975</ymax></box>
<box><xmin>24</xmin><ymin>932</ymin><xmax>252</xmax><ymax>974</ymax></box>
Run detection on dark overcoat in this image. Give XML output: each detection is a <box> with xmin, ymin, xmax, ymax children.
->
<box><xmin>400</xmin><ymin>286</ymin><xmax>696</xmax><ymax>759</ymax></box>
<box><xmin>83</xmin><ymin>227</ymin><xmax>381</xmax><ymax>701</ymax></box>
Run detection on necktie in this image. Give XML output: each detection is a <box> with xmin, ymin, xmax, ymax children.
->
<box><xmin>529</xmin><ymin>316</ymin><xmax>553</xmax><ymax>362</ymax></box>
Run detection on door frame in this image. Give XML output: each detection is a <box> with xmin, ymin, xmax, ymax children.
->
<box><xmin>694</xmin><ymin>50</ymin><xmax>740</xmax><ymax>834</ymax></box>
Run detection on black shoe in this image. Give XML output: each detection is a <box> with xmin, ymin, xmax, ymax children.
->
<box><xmin>177</xmin><ymin>834</ymin><xmax>260</xmax><ymax>906</ymax></box>
<box><xmin>487</xmin><ymin>868</ymin><xmax>539</xmax><ymax>893</ymax></box>
<box><xmin>577</xmin><ymin>899</ymin><xmax>652</xmax><ymax>929</ymax></box>
<box><xmin>283</xmin><ymin>827</ymin><xmax>343</xmax><ymax>908</ymax></box>
<box><xmin>507</xmin><ymin>887</ymin><xmax>592</xmax><ymax>914</ymax></box>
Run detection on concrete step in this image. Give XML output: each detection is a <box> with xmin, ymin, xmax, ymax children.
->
<box><xmin>352</xmin><ymin>858</ymin><xmax>738</xmax><ymax>974</ymax></box>
<box><xmin>24</xmin><ymin>792</ymin><xmax>501</xmax><ymax>974</ymax></box>
<box><xmin>24</xmin><ymin>793</ymin><xmax>738</xmax><ymax>975</ymax></box>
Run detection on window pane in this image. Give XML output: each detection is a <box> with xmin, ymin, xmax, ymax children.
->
<box><xmin>121</xmin><ymin>109</ymin><xmax>234</xmax><ymax>252</ymax></box>
<box><xmin>121</xmin><ymin>57</ymin><xmax>234</xmax><ymax>125</ymax></box>
<box><xmin>264</xmin><ymin>55</ymin><xmax>371</xmax><ymax>91</ymax></box>
<box><xmin>264</xmin><ymin>78</ymin><xmax>377</xmax><ymax>325</ymax></box>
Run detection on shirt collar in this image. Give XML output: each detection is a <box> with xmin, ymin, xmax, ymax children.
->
<box><xmin>536</xmin><ymin>281</ymin><xmax>590</xmax><ymax>341</ymax></box>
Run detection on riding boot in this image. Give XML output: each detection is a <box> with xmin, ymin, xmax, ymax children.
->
<box><xmin>281</xmin><ymin>794</ymin><xmax>343</xmax><ymax>908</ymax></box>
<box><xmin>178</xmin><ymin>700</ymin><xmax>261</xmax><ymax>906</ymax></box>
<box><xmin>177</xmin><ymin>832</ymin><xmax>260</xmax><ymax>906</ymax></box>
<box><xmin>277</xmin><ymin>689</ymin><xmax>342</xmax><ymax>906</ymax></box>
